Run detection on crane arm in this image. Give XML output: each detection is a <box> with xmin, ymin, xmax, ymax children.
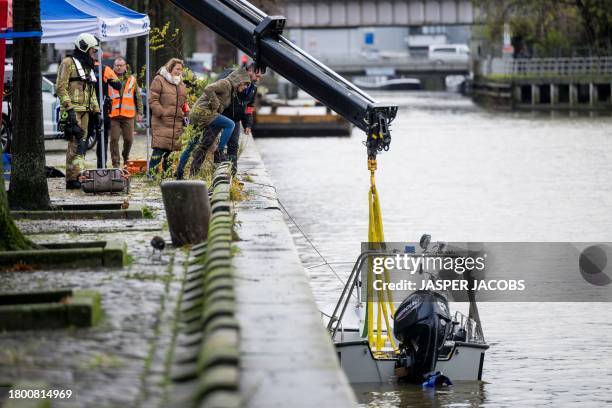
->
<box><xmin>169</xmin><ymin>0</ymin><xmax>398</xmax><ymax>158</ymax></box>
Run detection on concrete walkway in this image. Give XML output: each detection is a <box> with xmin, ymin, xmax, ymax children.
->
<box><xmin>233</xmin><ymin>135</ymin><xmax>356</xmax><ymax>407</ymax></box>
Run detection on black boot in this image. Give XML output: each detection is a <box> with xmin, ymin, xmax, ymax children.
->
<box><xmin>214</xmin><ymin>151</ymin><xmax>227</xmax><ymax>163</ymax></box>
<box><xmin>66</xmin><ymin>180</ymin><xmax>81</xmax><ymax>190</ymax></box>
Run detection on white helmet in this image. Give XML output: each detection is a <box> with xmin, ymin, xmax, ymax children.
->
<box><xmin>75</xmin><ymin>33</ymin><xmax>99</xmax><ymax>53</ymax></box>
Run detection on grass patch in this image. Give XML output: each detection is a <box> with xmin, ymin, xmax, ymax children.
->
<box><xmin>190</xmin><ymin>158</ymin><xmax>215</xmax><ymax>187</ymax></box>
<box><xmin>141</xmin><ymin>205</ymin><xmax>154</xmax><ymax>219</ymax></box>
<box><xmin>230</xmin><ymin>178</ymin><xmax>246</xmax><ymax>202</ymax></box>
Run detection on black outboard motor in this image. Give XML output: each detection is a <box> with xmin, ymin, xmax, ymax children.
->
<box><xmin>393</xmin><ymin>290</ymin><xmax>452</xmax><ymax>382</ymax></box>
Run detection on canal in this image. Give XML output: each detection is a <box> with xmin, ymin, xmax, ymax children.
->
<box><xmin>256</xmin><ymin>91</ymin><xmax>612</xmax><ymax>407</ymax></box>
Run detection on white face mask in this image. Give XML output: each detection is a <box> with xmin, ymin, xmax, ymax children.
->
<box><xmin>173</xmin><ymin>75</ymin><xmax>182</xmax><ymax>83</ymax></box>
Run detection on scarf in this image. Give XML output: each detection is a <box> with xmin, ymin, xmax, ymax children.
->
<box><xmin>160</xmin><ymin>67</ymin><xmax>182</xmax><ymax>85</ymax></box>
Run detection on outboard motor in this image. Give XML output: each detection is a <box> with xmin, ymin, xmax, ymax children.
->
<box><xmin>393</xmin><ymin>290</ymin><xmax>452</xmax><ymax>382</ymax></box>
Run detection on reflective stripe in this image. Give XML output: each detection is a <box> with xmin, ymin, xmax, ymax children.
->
<box><xmin>71</xmin><ymin>57</ymin><xmax>96</xmax><ymax>83</ymax></box>
<box><xmin>109</xmin><ymin>75</ymin><xmax>137</xmax><ymax>118</ymax></box>
<box><xmin>105</xmin><ymin>66</ymin><xmax>120</xmax><ymax>100</ymax></box>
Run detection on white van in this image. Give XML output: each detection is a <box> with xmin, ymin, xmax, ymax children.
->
<box><xmin>2</xmin><ymin>61</ymin><xmax>63</xmax><ymax>152</ymax></box>
<box><xmin>428</xmin><ymin>44</ymin><xmax>470</xmax><ymax>64</ymax></box>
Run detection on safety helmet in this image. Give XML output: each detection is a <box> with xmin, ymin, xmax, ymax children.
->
<box><xmin>75</xmin><ymin>33</ymin><xmax>100</xmax><ymax>53</ymax></box>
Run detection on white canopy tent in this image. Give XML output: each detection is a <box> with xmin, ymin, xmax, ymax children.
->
<box><xmin>40</xmin><ymin>0</ymin><xmax>151</xmax><ymax>168</ymax></box>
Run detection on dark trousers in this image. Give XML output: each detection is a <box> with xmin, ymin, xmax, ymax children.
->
<box><xmin>177</xmin><ymin>121</ymin><xmax>240</xmax><ymax>179</ymax></box>
<box><xmin>149</xmin><ymin>148</ymin><xmax>172</xmax><ymax>174</ymax></box>
<box><xmin>175</xmin><ymin>135</ymin><xmax>201</xmax><ymax>179</ymax></box>
<box><xmin>188</xmin><ymin>126</ymin><xmax>220</xmax><ymax>177</ymax></box>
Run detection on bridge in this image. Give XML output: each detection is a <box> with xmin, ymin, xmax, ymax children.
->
<box><xmin>323</xmin><ymin>57</ymin><xmax>469</xmax><ymax>89</ymax></box>
<box><xmin>271</xmin><ymin>1</ymin><xmax>477</xmax><ymax>89</ymax></box>
<box><xmin>282</xmin><ymin>0</ymin><xmax>480</xmax><ymax>28</ymax></box>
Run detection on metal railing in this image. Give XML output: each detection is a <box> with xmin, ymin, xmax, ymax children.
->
<box><xmin>502</xmin><ymin>57</ymin><xmax>612</xmax><ymax>76</ymax></box>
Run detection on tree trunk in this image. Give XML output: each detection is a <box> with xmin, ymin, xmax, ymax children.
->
<box><xmin>8</xmin><ymin>0</ymin><xmax>50</xmax><ymax>211</ymax></box>
<box><xmin>126</xmin><ymin>37</ymin><xmax>137</xmax><ymax>71</ymax></box>
<box><xmin>149</xmin><ymin>0</ymin><xmax>184</xmax><ymax>71</ymax></box>
<box><xmin>0</xmin><ymin>158</ymin><xmax>32</xmax><ymax>251</ymax></box>
<box><xmin>135</xmin><ymin>0</ymin><xmax>148</xmax><ymax>79</ymax></box>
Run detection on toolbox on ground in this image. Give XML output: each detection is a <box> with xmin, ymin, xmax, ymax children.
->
<box><xmin>79</xmin><ymin>169</ymin><xmax>130</xmax><ymax>194</ymax></box>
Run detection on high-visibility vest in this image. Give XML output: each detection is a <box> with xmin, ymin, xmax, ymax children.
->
<box><xmin>103</xmin><ymin>66</ymin><xmax>118</xmax><ymax>86</ymax></box>
<box><xmin>109</xmin><ymin>75</ymin><xmax>137</xmax><ymax>118</ymax></box>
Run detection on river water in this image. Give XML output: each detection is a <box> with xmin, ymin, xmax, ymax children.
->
<box><xmin>255</xmin><ymin>92</ymin><xmax>612</xmax><ymax>407</ymax></box>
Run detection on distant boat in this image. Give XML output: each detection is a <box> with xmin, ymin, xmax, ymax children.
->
<box><xmin>446</xmin><ymin>75</ymin><xmax>469</xmax><ymax>93</ymax></box>
<box><xmin>353</xmin><ymin>76</ymin><xmax>422</xmax><ymax>91</ymax></box>
<box><xmin>253</xmin><ymin>103</ymin><xmax>352</xmax><ymax>138</ymax></box>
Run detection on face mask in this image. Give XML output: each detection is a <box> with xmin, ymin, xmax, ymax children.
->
<box><xmin>173</xmin><ymin>75</ymin><xmax>181</xmax><ymax>83</ymax></box>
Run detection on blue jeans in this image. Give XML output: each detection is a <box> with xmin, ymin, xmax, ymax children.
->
<box><xmin>175</xmin><ymin>115</ymin><xmax>234</xmax><ymax>179</ymax></box>
<box><xmin>175</xmin><ymin>136</ymin><xmax>200</xmax><ymax>179</ymax></box>
<box><xmin>210</xmin><ymin>114</ymin><xmax>235</xmax><ymax>152</ymax></box>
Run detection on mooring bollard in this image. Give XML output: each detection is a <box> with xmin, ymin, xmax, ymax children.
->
<box><xmin>161</xmin><ymin>181</ymin><xmax>211</xmax><ymax>246</ymax></box>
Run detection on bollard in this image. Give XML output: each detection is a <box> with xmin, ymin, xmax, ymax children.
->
<box><xmin>161</xmin><ymin>181</ymin><xmax>211</xmax><ymax>246</ymax></box>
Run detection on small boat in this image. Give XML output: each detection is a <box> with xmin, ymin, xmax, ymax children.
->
<box><xmin>325</xmin><ymin>236</ymin><xmax>488</xmax><ymax>385</ymax></box>
<box><xmin>253</xmin><ymin>104</ymin><xmax>352</xmax><ymax>137</ymax></box>
<box><xmin>353</xmin><ymin>76</ymin><xmax>422</xmax><ymax>91</ymax></box>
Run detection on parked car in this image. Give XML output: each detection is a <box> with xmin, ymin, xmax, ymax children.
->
<box><xmin>2</xmin><ymin>73</ymin><xmax>95</xmax><ymax>153</ymax></box>
<box><xmin>42</xmin><ymin>76</ymin><xmax>62</xmax><ymax>139</ymax></box>
<box><xmin>2</xmin><ymin>77</ymin><xmax>63</xmax><ymax>153</ymax></box>
<box><xmin>428</xmin><ymin>44</ymin><xmax>470</xmax><ymax>64</ymax></box>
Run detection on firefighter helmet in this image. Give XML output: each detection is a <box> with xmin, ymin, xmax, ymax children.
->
<box><xmin>75</xmin><ymin>33</ymin><xmax>100</xmax><ymax>53</ymax></box>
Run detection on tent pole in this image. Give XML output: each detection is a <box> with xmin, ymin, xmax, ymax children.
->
<box><xmin>146</xmin><ymin>33</ymin><xmax>151</xmax><ymax>176</ymax></box>
<box><xmin>98</xmin><ymin>46</ymin><xmax>105</xmax><ymax>168</ymax></box>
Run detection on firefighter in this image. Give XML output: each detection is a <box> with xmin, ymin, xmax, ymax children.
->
<box><xmin>108</xmin><ymin>57</ymin><xmax>143</xmax><ymax>169</ymax></box>
<box><xmin>56</xmin><ymin>33</ymin><xmax>102</xmax><ymax>189</ymax></box>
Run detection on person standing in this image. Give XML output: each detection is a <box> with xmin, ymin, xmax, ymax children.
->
<box><xmin>56</xmin><ymin>33</ymin><xmax>102</xmax><ymax>189</ymax></box>
<box><xmin>108</xmin><ymin>57</ymin><xmax>143</xmax><ymax>169</ymax></box>
<box><xmin>148</xmin><ymin>58</ymin><xmax>188</xmax><ymax>174</ymax></box>
<box><xmin>91</xmin><ymin>63</ymin><xmax>122</xmax><ymax>168</ymax></box>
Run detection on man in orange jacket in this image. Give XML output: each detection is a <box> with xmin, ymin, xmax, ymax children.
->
<box><xmin>96</xmin><ymin>63</ymin><xmax>122</xmax><ymax>168</ymax></box>
<box><xmin>108</xmin><ymin>57</ymin><xmax>143</xmax><ymax>168</ymax></box>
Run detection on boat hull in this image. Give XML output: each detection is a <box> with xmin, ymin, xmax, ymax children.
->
<box><xmin>335</xmin><ymin>330</ymin><xmax>488</xmax><ymax>383</ymax></box>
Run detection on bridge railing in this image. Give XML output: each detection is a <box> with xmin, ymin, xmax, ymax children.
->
<box><xmin>317</xmin><ymin>55</ymin><xmax>470</xmax><ymax>72</ymax></box>
<box><xmin>502</xmin><ymin>57</ymin><xmax>612</xmax><ymax>77</ymax></box>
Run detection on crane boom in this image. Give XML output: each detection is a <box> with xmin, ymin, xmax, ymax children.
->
<box><xmin>169</xmin><ymin>0</ymin><xmax>398</xmax><ymax>158</ymax></box>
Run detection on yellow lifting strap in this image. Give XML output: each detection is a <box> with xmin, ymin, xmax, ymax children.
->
<box><xmin>366</xmin><ymin>157</ymin><xmax>398</xmax><ymax>355</ymax></box>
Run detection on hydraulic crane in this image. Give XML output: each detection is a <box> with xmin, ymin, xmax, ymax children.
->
<box><xmin>169</xmin><ymin>0</ymin><xmax>398</xmax><ymax>160</ymax></box>
<box><xmin>169</xmin><ymin>0</ymin><xmax>401</xmax><ymax>361</ymax></box>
